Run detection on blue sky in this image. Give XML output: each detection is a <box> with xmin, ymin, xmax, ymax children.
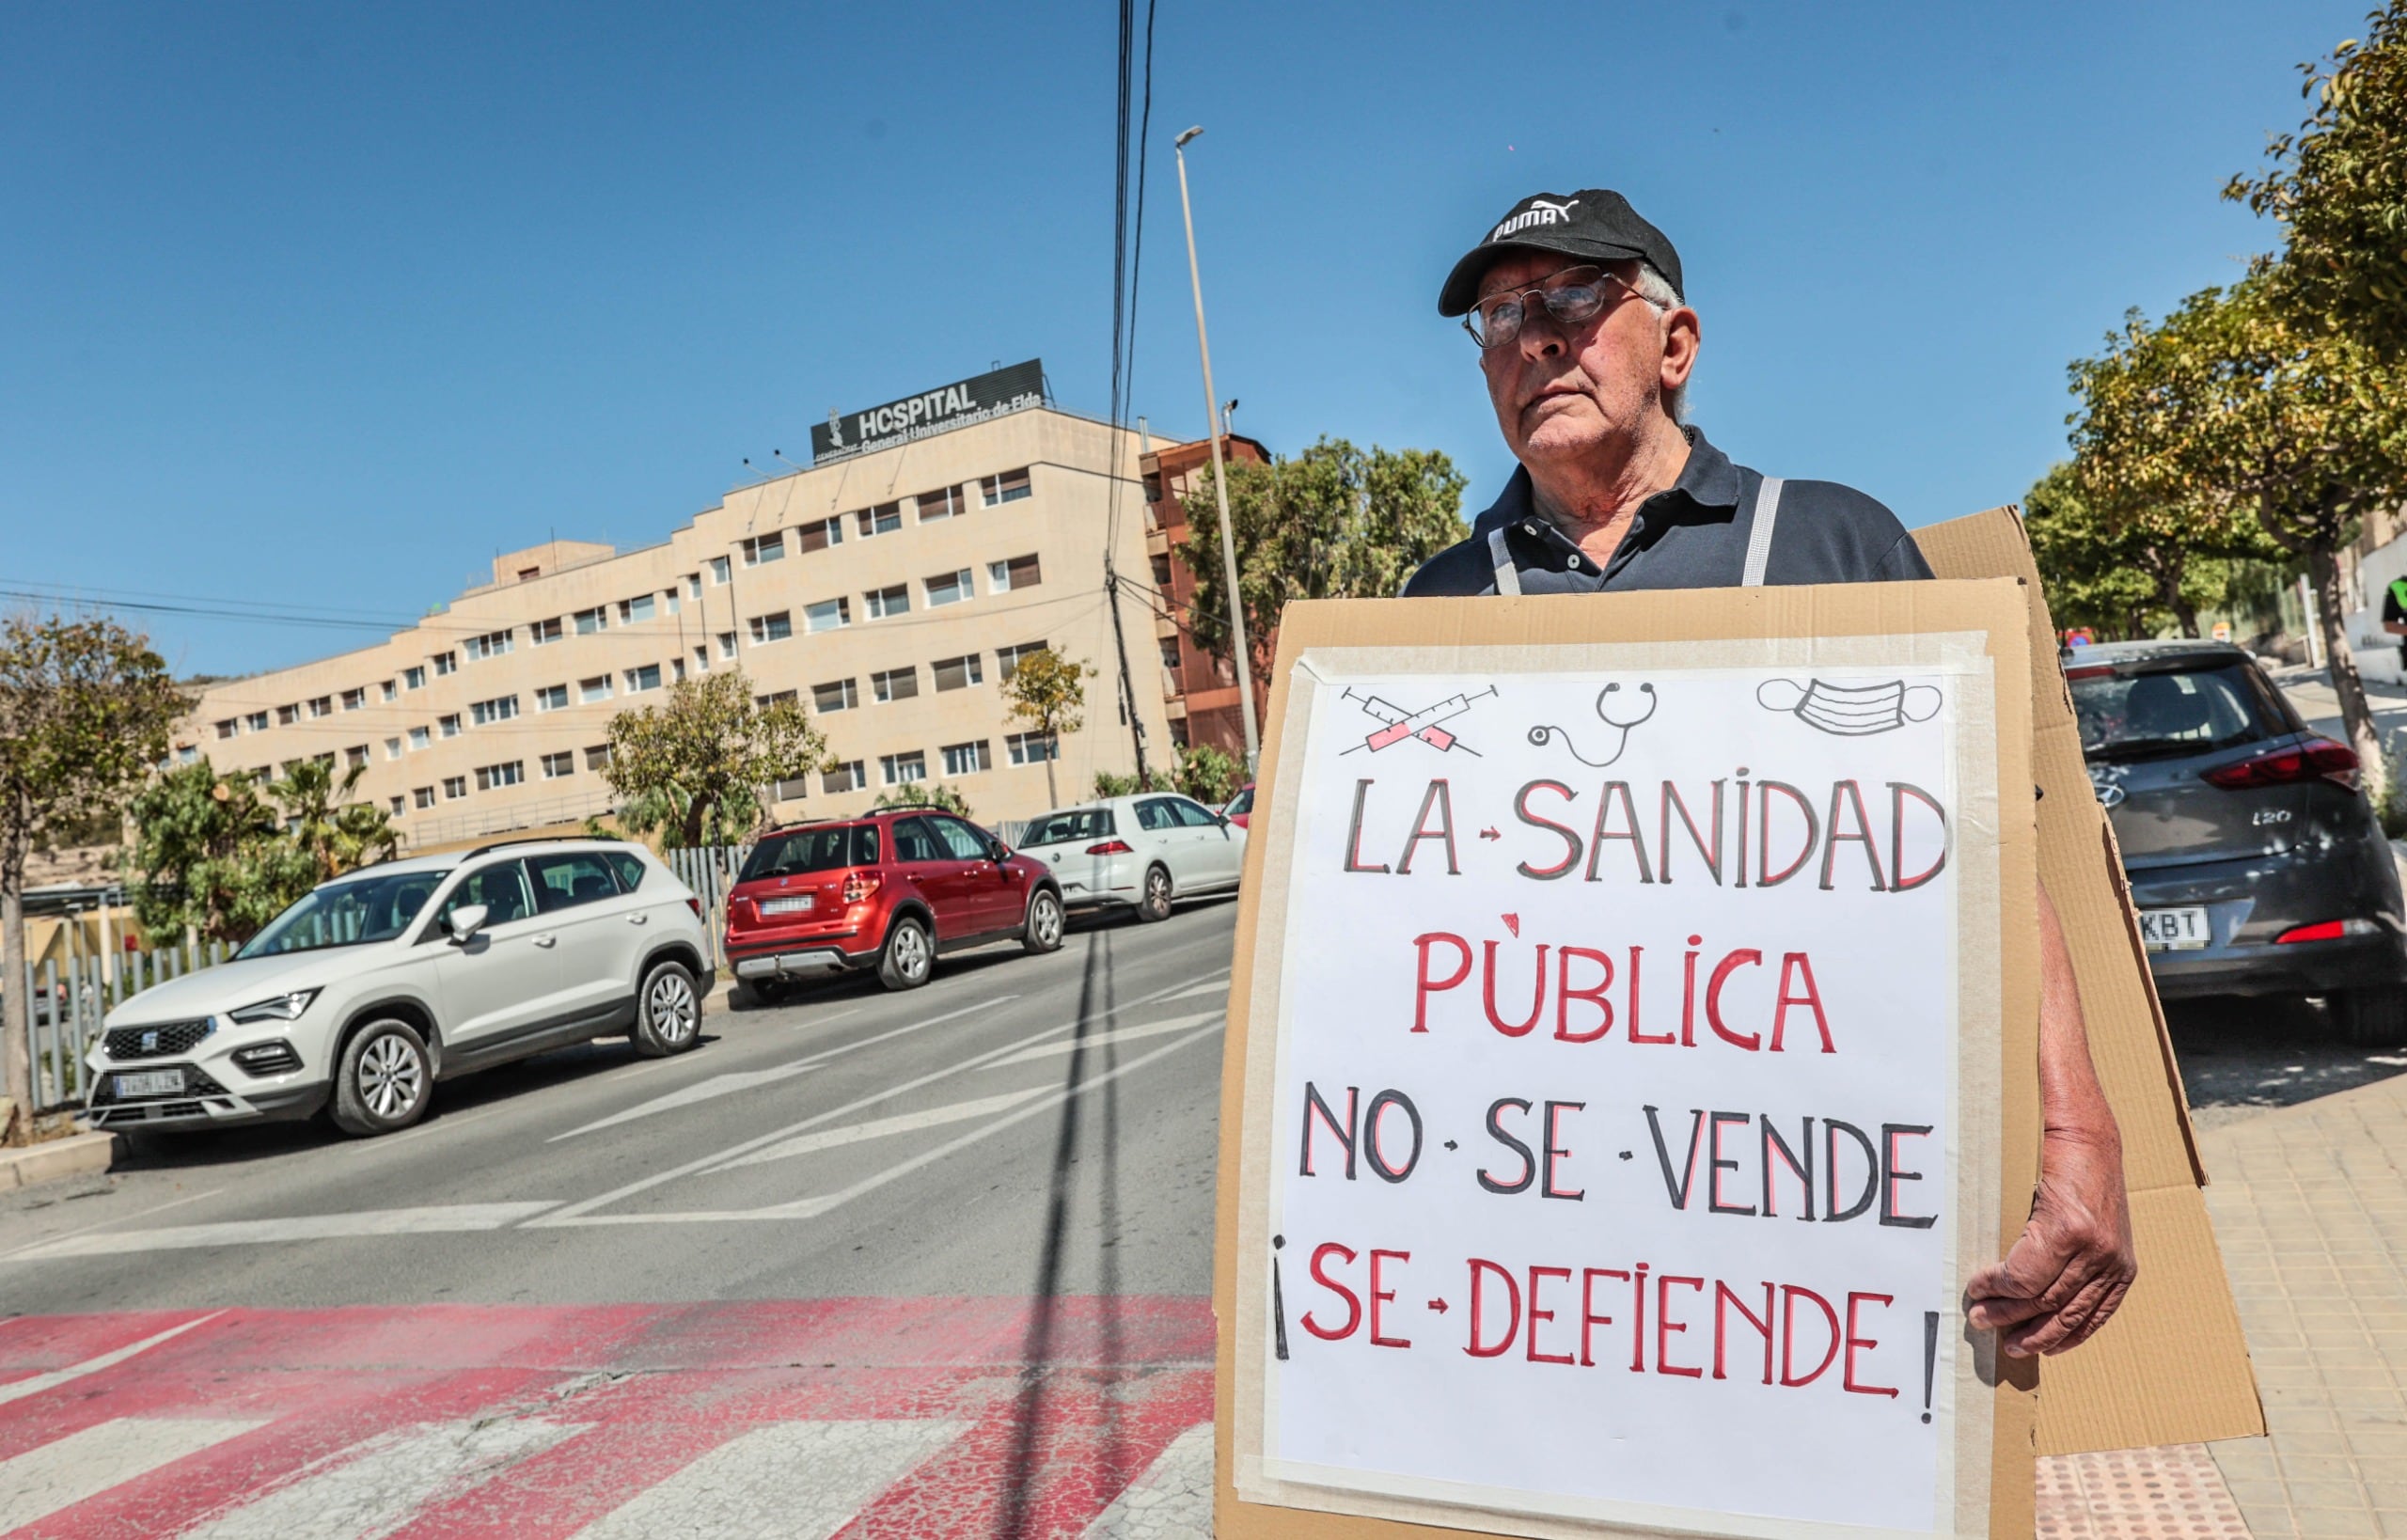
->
<box><xmin>0</xmin><ymin>1</ymin><xmax>2361</xmax><ymax>676</ymax></box>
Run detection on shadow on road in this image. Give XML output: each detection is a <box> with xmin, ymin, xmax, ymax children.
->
<box><xmin>997</xmin><ymin>914</ymin><xmax>1139</xmax><ymax>1538</ymax></box>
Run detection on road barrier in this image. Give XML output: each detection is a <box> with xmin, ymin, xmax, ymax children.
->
<box><xmin>665</xmin><ymin>845</ymin><xmax>745</xmax><ymax>973</ymax></box>
<box><xmin>14</xmin><ymin>939</ymin><xmax>232</xmax><ymax>1113</ymax></box>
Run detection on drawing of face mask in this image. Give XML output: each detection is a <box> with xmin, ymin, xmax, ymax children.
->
<box><xmin>1756</xmin><ymin>677</ymin><xmax>1943</xmax><ymax>735</ymax></box>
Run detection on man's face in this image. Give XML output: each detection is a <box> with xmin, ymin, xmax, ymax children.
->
<box><xmin>1475</xmin><ymin>251</ymin><xmax>1696</xmax><ymax>476</ymax></box>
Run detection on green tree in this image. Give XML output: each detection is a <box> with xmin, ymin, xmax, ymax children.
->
<box><xmin>1179</xmin><ymin>437</ymin><xmax>1468</xmax><ymax>704</ymax></box>
<box><xmin>122</xmin><ymin>762</ymin><xmax>319</xmax><ymax>946</ymax></box>
<box><xmin>2065</xmin><ymin>311</ymin><xmax>2284</xmax><ymax>636</ymax></box>
<box><xmin>2226</xmin><ymin>2</ymin><xmax>2407</xmax><ymax>356</ymax></box>
<box><xmin>1092</xmin><ymin>769</ymin><xmax>1142</xmax><ymax>799</ymax></box>
<box><xmin>264</xmin><ymin>757</ymin><xmax>397</xmax><ymax>881</ymax></box>
<box><xmin>872</xmin><ymin>781</ymin><xmax>973</xmax><ymax>818</ymax></box>
<box><xmin>2144</xmin><ymin>281</ymin><xmax>2407</xmax><ymax>783</ymax></box>
<box><xmin>999</xmin><ymin>649</ymin><xmax>1093</xmax><ymax>808</ymax></box>
<box><xmin>614</xmin><ymin>781</ymin><xmax>762</xmax><ymax>850</ymax></box>
<box><xmin>1172</xmin><ymin>742</ymin><xmax>1243</xmax><ymax>808</ymax></box>
<box><xmin>0</xmin><ymin>614</ymin><xmax>188</xmax><ymax>1106</ymax></box>
<box><xmin>605</xmin><ymin>669</ymin><xmax>824</xmax><ymax>849</ymax></box>
<box><xmin>2022</xmin><ymin>464</ymin><xmax>2157</xmax><ymax>639</ymax></box>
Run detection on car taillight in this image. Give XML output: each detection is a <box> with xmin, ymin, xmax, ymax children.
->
<box><xmin>1086</xmin><ymin>840</ymin><xmax>1134</xmax><ymax>855</ymax></box>
<box><xmin>686</xmin><ymin>896</ymin><xmax>703</xmax><ymax>919</ymax></box>
<box><xmin>2201</xmin><ymin>737</ymin><xmax>2359</xmax><ymax>792</ymax></box>
<box><xmin>2275</xmin><ymin>919</ymin><xmax>2379</xmax><ymax>943</ymax></box>
<box><xmin>842</xmin><ymin>870</ymin><xmax>880</xmax><ymax>904</ymax></box>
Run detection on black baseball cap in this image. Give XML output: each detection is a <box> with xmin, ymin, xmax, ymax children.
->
<box><xmin>1437</xmin><ymin>189</ymin><xmax>1684</xmax><ymax>317</ymax></box>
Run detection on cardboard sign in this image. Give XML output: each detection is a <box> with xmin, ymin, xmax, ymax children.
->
<box><xmin>1218</xmin><ymin>581</ymin><xmax>2040</xmax><ymax>1540</ymax></box>
<box><xmin>1914</xmin><ymin>510</ymin><xmax>2259</xmax><ymax>1458</ymax></box>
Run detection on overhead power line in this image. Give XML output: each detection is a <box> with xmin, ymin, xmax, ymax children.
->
<box><xmin>1100</xmin><ymin>0</ymin><xmax>1162</xmax><ymax>787</ymax></box>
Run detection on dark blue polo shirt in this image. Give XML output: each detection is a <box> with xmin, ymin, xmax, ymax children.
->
<box><xmin>1402</xmin><ymin>427</ymin><xmax>1931</xmax><ymax>595</ymax></box>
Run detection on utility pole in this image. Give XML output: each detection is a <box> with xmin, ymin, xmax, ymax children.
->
<box><xmin>1173</xmin><ymin>126</ymin><xmax>1261</xmax><ymax>776</ymax></box>
<box><xmin>1104</xmin><ymin>554</ymin><xmax>1153</xmax><ymax>789</ymax></box>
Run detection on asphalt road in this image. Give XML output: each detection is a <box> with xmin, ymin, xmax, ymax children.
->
<box><xmin>0</xmin><ymin>899</ymin><xmax>1239</xmax><ymax>1312</ymax></box>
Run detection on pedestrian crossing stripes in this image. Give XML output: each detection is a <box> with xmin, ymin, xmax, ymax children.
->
<box><xmin>0</xmin><ymin>1301</ymin><xmax>1216</xmax><ymax>1538</ymax></box>
<box><xmin>566</xmin><ymin>1420</ymin><xmax>968</xmax><ymax>1540</ymax></box>
<box><xmin>0</xmin><ymin>1418</ymin><xmax>269</xmax><ymax>1533</ymax></box>
<box><xmin>179</xmin><ymin>1416</ymin><xmax>586</xmax><ymax>1539</ymax></box>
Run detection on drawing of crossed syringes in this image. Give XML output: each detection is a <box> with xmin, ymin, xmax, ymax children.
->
<box><xmin>1340</xmin><ymin>685</ymin><xmax>1499</xmax><ymax>754</ymax></box>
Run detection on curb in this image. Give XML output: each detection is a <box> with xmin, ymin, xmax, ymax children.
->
<box><xmin>0</xmin><ymin>1129</ymin><xmax>117</xmax><ymax>1193</ymax></box>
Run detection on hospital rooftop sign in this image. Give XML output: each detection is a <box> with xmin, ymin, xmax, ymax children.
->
<box><xmin>810</xmin><ymin>359</ymin><xmax>1046</xmax><ymax>464</ymax></box>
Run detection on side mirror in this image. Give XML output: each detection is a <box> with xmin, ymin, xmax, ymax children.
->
<box><xmin>988</xmin><ymin>839</ymin><xmax>1012</xmax><ymax>862</ymax></box>
<box><xmin>445</xmin><ymin>904</ymin><xmax>490</xmax><ymax>944</ymax></box>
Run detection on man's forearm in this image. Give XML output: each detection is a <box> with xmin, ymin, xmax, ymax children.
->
<box><xmin>1964</xmin><ymin>884</ymin><xmax>2137</xmax><ymax>1356</ymax></box>
<box><xmin>2037</xmin><ymin>885</ymin><xmax>2119</xmax><ymax>1151</ymax></box>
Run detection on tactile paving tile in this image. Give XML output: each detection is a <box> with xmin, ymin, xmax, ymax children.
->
<box><xmin>2037</xmin><ymin>1445</ymin><xmax>2254</xmax><ymax>1539</ymax></box>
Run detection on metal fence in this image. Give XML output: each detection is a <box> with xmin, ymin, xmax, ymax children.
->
<box><xmin>14</xmin><ymin>938</ymin><xmax>234</xmax><ymax>1113</ymax></box>
<box><xmin>665</xmin><ymin>845</ymin><xmax>746</xmax><ymax>972</ymax></box>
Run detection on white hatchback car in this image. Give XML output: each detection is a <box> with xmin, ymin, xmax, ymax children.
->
<box><xmin>87</xmin><ymin>838</ymin><xmax>711</xmax><ymax>1138</ymax></box>
<box><xmin>1019</xmin><ymin>793</ymin><xmax>1247</xmax><ymax>921</ymax></box>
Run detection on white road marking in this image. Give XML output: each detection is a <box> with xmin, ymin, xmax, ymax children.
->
<box><xmin>706</xmin><ymin>1089</ymin><xmax>1051</xmax><ymax>1172</ymax></box>
<box><xmin>527</xmin><ymin>978</ymin><xmax>1199</xmax><ymax>1228</ymax></box>
<box><xmin>0</xmin><ymin>1188</ymin><xmax>227</xmax><ymax>1265</ymax></box>
<box><xmin>550</xmin><ymin>1021</ymin><xmax>1223</xmax><ymax>1227</ymax></box>
<box><xmin>0</xmin><ymin>1312</ymin><xmax>226</xmax><ymax>1406</ymax></box>
<box><xmin>567</xmin><ymin>1419</ymin><xmax>968</xmax><ymax>1540</ymax></box>
<box><xmin>1157</xmin><ymin>977</ymin><xmax>1231</xmax><ymax>1001</ymax></box>
<box><xmin>0</xmin><ymin>1417</ymin><xmax>267</xmax><ymax>1532</ymax></box>
<box><xmin>181</xmin><ymin>1416</ymin><xmax>585</xmax><ymax>1540</ymax></box>
<box><xmin>11</xmin><ymin>1203</ymin><xmax>559</xmax><ymax>1260</ymax></box>
<box><xmin>1080</xmin><ymin>1423</ymin><xmax>1214</xmax><ymax>1538</ymax></box>
<box><xmin>985</xmin><ymin>1012</ymin><xmax>1222</xmax><ymax>1065</ymax></box>
<box><xmin>547</xmin><ymin>1063</ymin><xmax>818</xmax><ymax>1142</ymax></box>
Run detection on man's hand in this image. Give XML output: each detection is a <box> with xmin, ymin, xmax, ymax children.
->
<box><xmin>1965</xmin><ymin>886</ymin><xmax>2136</xmax><ymax>1357</ymax></box>
<box><xmin>1966</xmin><ymin>1127</ymin><xmax>2134</xmax><ymax>1356</ymax></box>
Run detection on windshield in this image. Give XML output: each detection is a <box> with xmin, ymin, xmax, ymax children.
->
<box><xmin>238</xmin><ymin>869</ymin><xmax>445</xmax><ymax>958</ymax></box>
<box><xmin>1225</xmin><ymin>787</ymin><xmax>1252</xmax><ymax>816</ymax></box>
<box><xmin>741</xmin><ymin>824</ymin><xmax>879</xmax><ymax>882</ymax></box>
<box><xmin>1021</xmin><ymin>809</ymin><xmax>1115</xmax><ymax>847</ymax></box>
<box><xmin>2069</xmin><ymin>662</ymin><xmax>2283</xmax><ymax>762</ymax></box>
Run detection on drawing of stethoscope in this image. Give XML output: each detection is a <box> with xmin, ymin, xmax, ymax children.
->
<box><xmin>1526</xmin><ymin>682</ymin><xmax>1659</xmax><ymax>768</ymax></box>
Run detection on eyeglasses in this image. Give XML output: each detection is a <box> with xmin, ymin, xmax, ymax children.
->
<box><xmin>1463</xmin><ymin>264</ymin><xmax>1638</xmax><ymax>349</ymax></box>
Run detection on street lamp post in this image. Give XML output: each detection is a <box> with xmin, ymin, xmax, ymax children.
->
<box><xmin>1172</xmin><ymin>126</ymin><xmax>1261</xmax><ymax>777</ymax></box>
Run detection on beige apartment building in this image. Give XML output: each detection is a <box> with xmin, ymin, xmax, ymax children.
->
<box><xmin>174</xmin><ymin>377</ymin><xmax>1190</xmax><ymax>847</ymax></box>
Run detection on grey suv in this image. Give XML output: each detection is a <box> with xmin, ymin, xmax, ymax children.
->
<box><xmin>2071</xmin><ymin>640</ymin><xmax>2407</xmax><ymax>1044</ymax></box>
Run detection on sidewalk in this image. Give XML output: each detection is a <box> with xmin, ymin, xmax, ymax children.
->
<box><xmin>2037</xmin><ymin>1065</ymin><xmax>2407</xmax><ymax>1539</ymax></box>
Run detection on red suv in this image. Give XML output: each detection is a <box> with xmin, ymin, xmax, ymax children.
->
<box><xmin>725</xmin><ymin>809</ymin><xmax>1064</xmax><ymax>1001</ymax></box>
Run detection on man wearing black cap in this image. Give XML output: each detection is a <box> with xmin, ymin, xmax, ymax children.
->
<box><xmin>1408</xmin><ymin>190</ymin><xmax>1928</xmax><ymax>597</ymax></box>
<box><xmin>1409</xmin><ymin>190</ymin><xmax>2135</xmax><ymax>1360</ymax></box>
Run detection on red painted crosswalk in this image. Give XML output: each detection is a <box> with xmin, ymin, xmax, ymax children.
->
<box><xmin>0</xmin><ymin>1300</ymin><xmax>1215</xmax><ymax>1538</ymax></box>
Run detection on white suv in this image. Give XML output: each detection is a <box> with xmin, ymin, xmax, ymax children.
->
<box><xmin>87</xmin><ymin>839</ymin><xmax>711</xmax><ymax>1138</ymax></box>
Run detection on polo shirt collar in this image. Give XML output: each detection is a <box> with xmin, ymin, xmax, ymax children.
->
<box><xmin>1474</xmin><ymin>425</ymin><xmax>1743</xmax><ymax>536</ymax></box>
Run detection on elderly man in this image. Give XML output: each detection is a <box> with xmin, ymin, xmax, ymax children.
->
<box><xmin>1407</xmin><ymin>189</ymin><xmax>2136</xmax><ymax>1359</ymax></box>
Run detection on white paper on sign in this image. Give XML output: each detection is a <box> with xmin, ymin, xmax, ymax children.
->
<box><xmin>1246</xmin><ymin>642</ymin><xmax>2001</xmax><ymax>1540</ymax></box>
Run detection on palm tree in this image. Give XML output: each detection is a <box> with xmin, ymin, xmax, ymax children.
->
<box><xmin>267</xmin><ymin>758</ymin><xmax>396</xmax><ymax>879</ymax></box>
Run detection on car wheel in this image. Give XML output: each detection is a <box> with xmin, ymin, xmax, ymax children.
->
<box><xmin>329</xmin><ymin>1019</ymin><xmax>433</xmax><ymax>1138</ymax></box>
<box><xmin>1136</xmin><ymin>864</ymin><xmax>1173</xmax><ymax>922</ymax></box>
<box><xmin>878</xmin><ymin>916</ymin><xmax>934</xmax><ymax>990</ymax></box>
<box><xmin>2336</xmin><ymin>986</ymin><xmax>2407</xmax><ymax>1046</ymax></box>
<box><xmin>1023</xmin><ymin>889</ymin><xmax>1065</xmax><ymax>953</ymax></box>
<box><xmin>634</xmin><ymin>960</ymin><xmax>702</xmax><ymax>1057</ymax></box>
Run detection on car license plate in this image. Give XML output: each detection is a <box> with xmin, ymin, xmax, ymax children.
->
<box><xmin>2138</xmin><ymin>906</ymin><xmax>2211</xmax><ymax>951</ymax></box>
<box><xmin>761</xmin><ymin>895</ymin><xmax>815</xmax><ymax>916</ymax></box>
<box><xmin>114</xmin><ymin>1070</ymin><xmax>183</xmax><ymax>1098</ymax></box>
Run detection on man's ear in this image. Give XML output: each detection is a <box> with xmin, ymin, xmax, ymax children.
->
<box><xmin>1660</xmin><ymin>306</ymin><xmax>1702</xmax><ymax>392</ymax></box>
